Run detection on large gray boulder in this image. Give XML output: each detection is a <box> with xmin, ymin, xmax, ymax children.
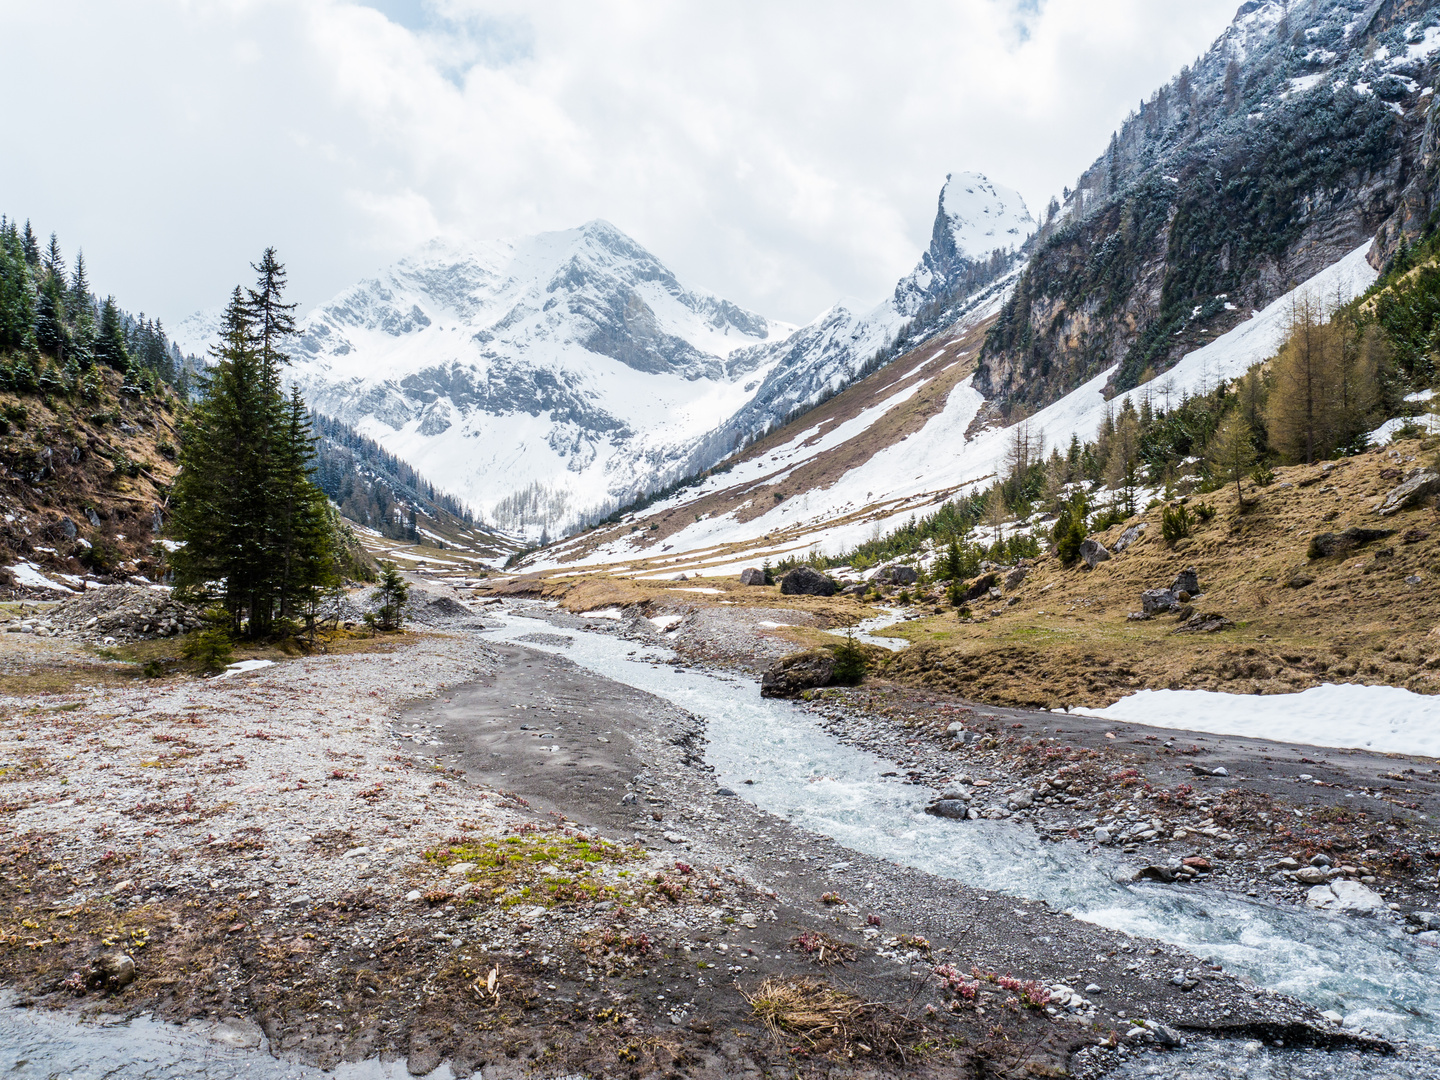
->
<box><xmin>760</xmin><ymin>649</ymin><xmax>835</xmax><ymax>697</ymax></box>
<box><xmin>1375</xmin><ymin>470</ymin><xmax>1440</xmax><ymax>516</ymax></box>
<box><xmin>738</xmin><ymin>567</ymin><xmax>767</xmax><ymax>586</ymax></box>
<box><xmin>1004</xmin><ymin>566</ymin><xmax>1029</xmax><ymax>591</ymax></box>
<box><xmin>1306</xmin><ymin>880</ymin><xmax>1385</xmax><ymax>914</ymax></box>
<box><xmin>960</xmin><ymin>572</ymin><xmax>998</xmax><ymax>603</ymax></box>
<box><xmin>1080</xmin><ymin>538</ymin><xmax>1111</xmax><ymax>568</ymax></box>
<box><xmin>780</xmin><ymin>566</ymin><xmax>836</xmax><ymax>596</ymax></box>
<box><xmin>1113</xmin><ymin>522</ymin><xmax>1146</xmax><ymax>552</ymax></box>
<box><xmin>1171</xmin><ymin>567</ymin><xmax>1199</xmax><ymax>595</ymax></box>
<box><xmin>1141</xmin><ymin>588</ymin><xmax>1180</xmax><ymax>615</ymax></box>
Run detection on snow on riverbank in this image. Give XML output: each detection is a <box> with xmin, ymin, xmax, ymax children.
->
<box><xmin>1073</xmin><ymin>683</ymin><xmax>1440</xmax><ymax>757</ymax></box>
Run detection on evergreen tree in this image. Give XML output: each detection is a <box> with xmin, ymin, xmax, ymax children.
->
<box><xmin>0</xmin><ymin>222</ymin><xmax>35</xmax><ymax>352</ymax></box>
<box><xmin>34</xmin><ymin>274</ymin><xmax>70</xmax><ymax>360</ymax></box>
<box><xmin>170</xmin><ymin>251</ymin><xmax>337</xmax><ymax>639</ymax></box>
<box><xmin>95</xmin><ymin>297</ymin><xmax>129</xmax><ymax>370</ymax></box>
<box><xmin>67</xmin><ymin>249</ymin><xmax>90</xmax><ymax>320</ymax></box>
<box><xmin>43</xmin><ymin>233</ymin><xmax>64</xmax><ymax>282</ymax></box>
<box><xmin>20</xmin><ymin>221</ymin><xmax>38</xmax><ymax>267</ymax></box>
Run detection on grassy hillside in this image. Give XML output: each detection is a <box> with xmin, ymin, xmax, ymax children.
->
<box><xmin>0</xmin><ymin>366</ymin><xmax>182</xmax><ymax>592</ymax></box>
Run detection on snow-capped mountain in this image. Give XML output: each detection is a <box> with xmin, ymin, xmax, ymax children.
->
<box><xmin>283</xmin><ymin>221</ymin><xmax>791</xmax><ymax>537</ymax></box>
<box><xmin>180</xmin><ymin>174</ymin><xmax>1033</xmax><ymax>541</ymax></box>
<box><xmin>893</xmin><ymin>172</ymin><xmax>1033</xmax><ymax>317</ymax></box>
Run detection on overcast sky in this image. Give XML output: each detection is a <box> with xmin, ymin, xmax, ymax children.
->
<box><xmin>2</xmin><ymin>0</ymin><xmax>1237</xmax><ymax>328</ymax></box>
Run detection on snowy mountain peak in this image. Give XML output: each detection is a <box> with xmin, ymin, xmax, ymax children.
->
<box><xmin>894</xmin><ymin>171</ymin><xmax>1034</xmax><ymax>317</ymax></box>
<box><xmin>938</xmin><ymin>172</ymin><xmax>1035</xmax><ymax>261</ymax></box>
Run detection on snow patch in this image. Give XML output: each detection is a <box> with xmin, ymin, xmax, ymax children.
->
<box><xmin>1074</xmin><ymin>684</ymin><xmax>1440</xmax><ymax>757</ymax></box>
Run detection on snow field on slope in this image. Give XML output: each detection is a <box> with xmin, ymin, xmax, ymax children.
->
<box><xmin>601</xmin><ymin>242</ymin><xmax>1379</xmax><ymax>570</ymax></box>
<box><xmin>940</xmin><ymin>172</ymin><xmax>1034</xmax><ymax>257</ymax></box>
<box><xmin>1072</xmin><ymin>684</ymin><xmax>1440</xmax><ymax>758</ymax></box>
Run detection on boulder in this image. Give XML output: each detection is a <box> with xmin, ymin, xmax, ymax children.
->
<box><xmin>1141</xmin><ymin>588</ymin><xmax>1180</xmax><ymax>615</ymax></box>
<box><xmin>1080</xmin><ymin>538</ymin><xmax>1111</xmax><ymax>568</ymax></box>
<box><xmin>1374</xmin><ymin>469</ymin><xmax>1440</xmax><ymax>516</ymax></box>
<box><xmin>1137</xmin><ymin>865</ymin><xmax>1177</xmax><ymax>883</ymax></box>
<box><xmin>1173</xmin><ymin>612</ymin><xmax>1235</xmax><ymax>634</ymax></box>
<box><xmin>738</xmin><ymin>567</ymin><xmax>767</xmax><ymax>586</ymax></box>
<box><xmin>885</xmin><ymin>565</ymin><xmax>919</xmax><ymax>585</ymax></box>
<box><xmin>1306</xmin><ymin>880</ymin><xmax>1385</xmax><ymax>914</ymax></box>
<box><xmin>1112</xmin><ymin>522</ymin><xmax>1146</xmax><ymax>552</ymax></box>
<box><xmin>1308</xmin><ymin>526</ymin><xmax>1394</xmax><ymax>559</ymax></box>
<box><xmin>961</xmin><ymin>573</ymin><xmax>998</xmax><ymax>603</ymax></box>
<box><xmin>1171</xmin><ymin>567</ymin><xmax>1199</xmax><ymax>594</ymax></box>
<box><xmin>87</xmin><ymin>951</ymin><xmax>136</xmax><ymax>992</ymax></box>
<box><xmin>925</xmin><ymin>799</ymin><xmax>970</xmax><ymax>820</ymax></box>
<box><xmin>779</xmin><ymin>566</ymin><xmax>836</xmax><ymax>597</ymax></box>
<box><xmin>840</xmin><ymin>582</ymin><xmax>868</xmax><ymax>596</ymax></box>
<box><xmin>1003</xmin><ymin>566</ymin><xmax>1028</xmax><ymax>591</ymax></box>
<box><xmin>760</xmin><ymin>649</ymin><xmax>835</xmax><ymax>697</ymax></box>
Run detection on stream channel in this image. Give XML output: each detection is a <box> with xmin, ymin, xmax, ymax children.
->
<box><xmin>3</xmin><ymin>606</ymin><xmax>1436</xmax><ymax>1078</ymax></box>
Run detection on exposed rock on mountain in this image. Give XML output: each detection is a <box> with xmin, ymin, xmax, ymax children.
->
<box><xmin>977</xmin><ymin>0</ymin><xmax>1440</xmax><ymax>414</ymax></box>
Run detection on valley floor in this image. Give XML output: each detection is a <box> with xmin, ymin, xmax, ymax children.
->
<box><xmin>0</xmin><ymin>588</ymin><xmax>1436</xmax><ymax>1078</ymax></box>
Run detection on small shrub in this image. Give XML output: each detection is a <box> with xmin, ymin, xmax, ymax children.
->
<box><xmin>1193</xmin><ymin>501</ymin><xmax>1216</xmax><ymax>522</ymax></box>
<box><xmin>141</xmin><ymin>659</ymin><xmax>166</xmax><ymax>679</ymax></box>
<box><xmin>831</xmin><ymin>628</ymin><xmax>868</xmax><ymax>686</ymax></box>
<box><xmin>896</xmin><ymin>588</ymin><xmax>912</xmax><ymax>605</ymax></box>
<box><xmin>370</xmin><ymin>561</ymin><xmax>409</xmax><ymax>631</ymax></box>
<box><xmin>1250</xmin><ymin>464</ymin><xmax>1275</xmax><ymax>486</ymax></box>
<box><xmin>1161</xmin><ymin>503</ymin><xmax>1193</xmax><ymax>546</ymax></box>
<box><xmin>183</xmin><ymin>607</ymin><xmax>234</xmax><ymax>673</ymax></box>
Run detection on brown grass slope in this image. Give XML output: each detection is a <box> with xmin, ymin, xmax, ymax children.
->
<box><xmin>879</xmin><ymin>436</ymin><xmax>1440</xmax><ymax>708</ymax></box>
<box><xmin>549</xmin><ymin>316</ymin><xmax>993</xmax><ymax>571</ymax></box>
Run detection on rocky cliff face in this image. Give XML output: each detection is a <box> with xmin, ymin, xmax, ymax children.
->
<box><xmin>976</xmin><ymin>0</ymin><xmax>1440</xmax><ymax>414</ymax></box>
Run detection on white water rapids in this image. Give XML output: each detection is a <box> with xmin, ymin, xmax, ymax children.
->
<box><xmin>481</xmin><ymin>610</ymin><xmax>1440</xmax><ymax>1043</ymax></box>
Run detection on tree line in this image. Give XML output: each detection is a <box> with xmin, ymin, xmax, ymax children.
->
<box><xmin>0</xmin><ymin>216</ymin><xmax>191</xmax><ymax>399</ymax></box>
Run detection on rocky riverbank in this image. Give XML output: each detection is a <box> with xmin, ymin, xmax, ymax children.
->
<box><xmin>0</xmin><ymin>591</ymin><xmax>1434</xmax><ymax>1078</ymax></box>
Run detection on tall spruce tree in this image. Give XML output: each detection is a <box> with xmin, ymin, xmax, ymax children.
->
<box><xmin>0</xmin><ymin>221</ymin><xmax>35</xmax><ymax>352</ymax></box>
<box><xmin>95</xmin><ymin>297</ymin><xmax>129</xmax><ymax>370</ymax></box>
<box><xmin>170</xmin><ymin>252</ymin><xmax>337</xmax><ymax>638</ymax></box>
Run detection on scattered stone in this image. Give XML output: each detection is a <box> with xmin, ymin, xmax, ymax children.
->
<box><xmin>879</xmin><ymin>565</ymin><xmax>919</xmax><ymax>585</ymax></box>
<box><xmin>1306</xmin><ymin>880</ymin><xmax>1385</xmax><ymax>914</ymax></box>
<box><xmin>1080</xmin><ymin>538</ymin><xmax>1111</xmax><ymax>569</ymax></box>
<box><xmin>760</xmin><ymin>649</ymin><xmax>835</xmax><ymax>697</ymax></box>
<box><xmin>961</xmin><ymin>573</ymin><xmax>999</xmax><ymax>603</ymax></box>
<box><xmin>1173</xmin><ymin>611</ymin><xmax>1235</xmax><ymax>634</ymax></box>
<box><xmin>1374</xmin><ymin>469</ymin><xmax>1440</xmax><ymax>516</ymax></box>
<box><xmin>1295</xmin><ymin>866</ymin><xmax>1329</xmax><ymax>885</ymax></box>
<box><xmin>739</xmin><ymin>567</ymin><xmax>767</xmax><ymax>586</ymax></box>
<box><xmin>1141</xmin><ymin>588</ymin><xmax>1180</xmax><ymax>615</ymax></box>
<box><xmin>1171</xmin><ymin>567</ymin><xmax>1199</xmax><ymax>594</ymax></box>
<box><xmin>1112</xmin><ymin>523</ymin><xmax>1146</xmax><ymax>552</ymax></box>
<box><xmin>925</xmin><ymin>799</ymin><xmax>970</xmax><ymax>820</ymax></box>
<box><xmin>1307</xmin><ymin>526</ymin><xmax>1394</xmax><ymax>559</ymax></box>
<box><xmin>779</xmin><ymin>566</ymin><xmax>836</xmax><ymax>597</ymax></box>
<box><xmin>87</xmin><ymin>951</ymin><xmax>136</xmax><ymax>992</ymax></box>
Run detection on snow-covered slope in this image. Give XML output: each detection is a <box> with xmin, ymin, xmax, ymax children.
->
<box><xmin>179</xmin><ymin>174</ymin><xmax>1032</xmax><ymax>543</ymax></box>
<box><xmin>532</xmin><ymin>242</ymin><xmax>1377</xmax><ymax>577</ymax></box>
<box><xmin>281</xmin><ymin>221</ymin><xmax>791</xmax><ymax>538</ymax></box>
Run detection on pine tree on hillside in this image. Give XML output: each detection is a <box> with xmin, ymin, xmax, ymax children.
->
<box><xmin>0</xmin><ymin>222</ymin><xmax>35</xmax><ymax>352</ymax></box>
<box><xmin>67</xmin><ymin>249</ymin><xmax>90</xmax><ymax>320</ymax></box>
<box><xmin>20</xmin><ymin>221</ymin><xmax>38</xmax><ymax>267</ymax></box>
<box><xmin>33</xmin><ymin>274</ymin><xmax>70</xmax><ymax>361</ymax></box>
<box><xmin>43</xmin><ymin>233</ymin><xmax>64</xmax><ymax>281</ymax></box>
<box><xmin>94</xmin><ymin>296</ymin><xmax>129</xmax><ymax>370</ymax></box>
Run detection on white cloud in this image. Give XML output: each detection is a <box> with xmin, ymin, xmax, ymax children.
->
<box><xmin>1</xmin><ymin>0</ymin><xmax>1236</xmax><ymax>328</ymax></box>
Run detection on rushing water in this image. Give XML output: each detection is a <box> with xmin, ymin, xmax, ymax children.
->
<box><xmin>0</xmin><ymin>994</ymin><xmax>451</xmax><ymax>1080</ymax></box>
<box><xmin>485</xmin><ymin>609</ymin><xmax>1440</xmax><ymax>1042</ymax></box>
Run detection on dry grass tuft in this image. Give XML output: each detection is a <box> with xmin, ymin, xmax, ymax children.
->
<box><xmin>744</xmin><ymin>976</ymin><xmax>925</xmax><ymax>1060</ymax></box>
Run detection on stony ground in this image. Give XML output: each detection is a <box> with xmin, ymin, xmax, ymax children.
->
<box><xmin>0</xmin><ymin>586</ymin><xmax>1433</xmax><ymax>1078</ymax></box>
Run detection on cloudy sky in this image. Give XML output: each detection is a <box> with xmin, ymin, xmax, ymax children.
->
<box><xmin>3</xmin><ymin>1</ymin><xmax>1237</xmax><ymax>329</ymax></box>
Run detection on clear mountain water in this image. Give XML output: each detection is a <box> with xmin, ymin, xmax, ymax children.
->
<box><xmin>483</xmin><ymin>611</ymin><xmax>1440</xmax><ymax>1042</ymax></box>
